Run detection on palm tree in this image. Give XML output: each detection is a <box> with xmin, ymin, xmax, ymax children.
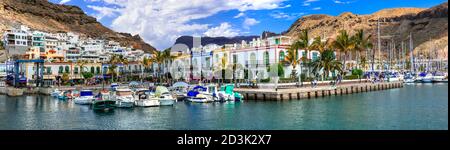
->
<box><xmin>107</xmin><ymin>54</ymin><xmax>128</xmax><ymax>82</ymax></box>
<box><xmin>310</xmin><ymin>49</ymin><xmax>343</xmax><ymax>81</ymax></box>
<box><xmin>311</xmin><ymin>36</ymin><xmax>330</xmax><ymax>53</ymax></box>
<box><xmin>76</xmin><ymin>60</ymin><xmax>88</xmax><ymax>84</ymax></box>
<box><xmin>285</xmin><ymin>45</ymin><xmax>300</xmax><ymax>78</ymax></box>
<box><xmin>141</xmin><ymin>57</ymin><xmax>153</xmax><ymax>82</ymax></box>
<box><xmin>332</xmin><ymin>30</ymin><xmax>355</xmax><ymax>73</ymax></box>
<box><xmin>107</xmin><ymin>54</ymin><xmax>120</xmax><ymax>82</ymax></box>
<box><xmin>296</xmin><ymin>29</ymin><xmax>315</xmax><ymax>77</ymax></box>
<box><xmin>149</xmin><ymin>50</ymin><xmax>166</xmax><ymax>84</ymax></box>
<box><xmin>352</xmin><ymin>29</ymin><xmax>373</xmax><ymax>70</ymax></box>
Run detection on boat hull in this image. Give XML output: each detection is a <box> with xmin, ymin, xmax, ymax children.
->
<box><xmin>159</xmin><ymin>99</ymin><xmax>175</xmax><ymax>106</ymax></box>
<box><xmin>116</xmin><ymin>101</ymin><xmax>134</xmax><ymax>108</ymax></box>
<box><xmin>93</xmin><ymin>100</ymin><xmax>116</xmax><ymax>111</ymax></box>
<box><xmin>187</xmin><ymin>97</ymin><xmax>213</xmax><ymax>103</ymax></box>
<box><xmin>74</xmin><ymin>97</ymin><xmax>95</xmax><ymax>105</ymax></box>
<box><xmin>135</xmin><ymin>100</ymin><xmax>160</xmax><ymax>107</ymax></box>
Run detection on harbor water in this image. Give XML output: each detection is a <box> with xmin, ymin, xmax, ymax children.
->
<box><xmin>0</xmin><ymin>84</ymin><xmax>447</xmax><ymax>130</ymax></box>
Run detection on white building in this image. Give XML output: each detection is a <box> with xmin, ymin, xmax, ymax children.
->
<box><xmin>173</xmin><ymin>35</ymin><xmax>327</xmax><ymax>81</ymax></box>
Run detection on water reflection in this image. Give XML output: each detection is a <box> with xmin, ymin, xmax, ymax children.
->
<box><xmin>0</xmin><ymin>84</ymin><xmax>447</xmax><ymax>130</ymax></box>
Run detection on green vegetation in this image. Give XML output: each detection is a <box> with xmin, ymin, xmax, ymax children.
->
<box><xmin>310</xmin><ymin>49</ymin><xmax>342</xmax><ymax>81</ymax></box>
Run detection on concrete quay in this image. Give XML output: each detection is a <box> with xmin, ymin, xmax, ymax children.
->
<box><xmin>235</xmin><ymin>81</ymin><xmax>404</xmax><ymax>101</ymax></box>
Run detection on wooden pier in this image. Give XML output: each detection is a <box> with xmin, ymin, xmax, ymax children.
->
<box><xmin>235</xmin><ymin>81</ymin><xmax>404</xmax><ymax>101</ymax></box>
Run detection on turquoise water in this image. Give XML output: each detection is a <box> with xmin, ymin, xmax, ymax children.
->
<box><xmin>0</xmin><ymin>84</ymin><xmax>447</xmax><ymax>130</ymax></box>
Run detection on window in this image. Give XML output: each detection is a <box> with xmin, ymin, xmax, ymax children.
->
<box><xmin>90</xmin><ymin>66</ymin><xmax>95</xmax><ymax>74</ymax></box>
<box><xmin>96</xmin><ymin>67</ymin><xmax>101</xmax><ymax>75</ymax></box>
<box><xmin>59</xmin><ymin>66</ymin><xmax>64</xmax><ymax>74</ymax></box>
<box><xmin>250</xmin><ymin>53</ymin><xmax>256</xmax><ymax>67</ymax></box>
<box><xmin>312</xmin><ymin>52</ymin><xmax>319</xmax><ymax>61</ymax></box>
<box><xmin>275</xmin><ymin>39</ymin><xmax>280</xmax><ymax>45</ymax></box>
<box><xmin>279</xmin><ymin>51</ymin><xmax>285</xmax><ymax>62</ymax></box>
<box><xmin>264</xmin><ymin>51</ymin><xmax>270</xmax><ymax>66</ymax></box>
<box><xmin>47</xmin><ymin>67</ymin><xmax>52</xmax><ymax>74</ymax></box>
<box><xmin>65</xmin><ymin>66</ymin><xmax>70</xmax><ymax>73</ymax></box>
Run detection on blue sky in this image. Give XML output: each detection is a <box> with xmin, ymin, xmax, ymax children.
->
<box><xmin>49</xmin><ymin>0</ymin><xmax>447</xmax><ymax>50</ymax></box>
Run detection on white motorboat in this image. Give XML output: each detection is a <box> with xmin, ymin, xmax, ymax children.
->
<box><xmin>171</xmin><ymin>82</ymin><xmax>190</xmax><ymax>101</ymax></box>
<box><xmin>155</xmin><ymin>86</ymin><xmax>176</xmax><ymax>106</ymax></box>
<box><xmin>74</xmin><ymin>90</ymin><xmax>95</xmax><ymax>105</ymax></box>
<box><xmin>134</xmin><ymin>88</ymin><xmax>159</xmax><ymax>107</ymax></box>
<box><xmin>432</xmin><ymin>72</ymin><xmax>447</xmax><ymax>83</ymax></box>
<box><xmin>186</xmin><ymin>86</ymin><xmax>214</xmax><ymax>103</ymax></box>
<box><xmin>114</xmin><ymin>87</ymin><xmax>135</xmax><ymax>108</ymax></box>
<box><xmin>419</xmin><ymin>72</ymin><xmax>433</xmax><ymax>83</ymax></box>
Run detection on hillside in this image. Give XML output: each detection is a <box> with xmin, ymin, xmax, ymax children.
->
<box><xmin>0</xmin><ymin>0</ymin><xmax>157</xmax><ymax>53</ymax></box>
<box><xmin>284</xmin><ymin>2</ymin><xmax>448</xmax><ymax>59</ymax></box>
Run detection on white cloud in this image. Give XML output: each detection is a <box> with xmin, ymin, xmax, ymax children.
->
<box><xmin>59</xmin><ymin>0</ymin><xmax>71</xmax><ymax>4</ymax></box>
<box><xmin>87</xmin><ymin>0</ymin><xmax>288</xmax><ymax>50</ymax></box>
<box><xmin>234</xmin><ymin>12</ymin><xmax>246</xmax><ymax>18</ymax></box>
<box><xmin>203</xmin><ymin>23</ymin><xmax>239</xmax><ymax>37</ymax></box>
<box><xmin>270</xmin><ymin>11</ymin><xmax>305</xmax><ymax>20</ymax></box>
<box><xmin>87</xmin><ymin>5</ymin><xmax>120</xmax><ymax>20</ymax></box>
<box><xmin>303</xmin><ymin>0</ymin><xmax>319</xmax><ymax>6</ymax></box>
<box><xmin>334</xmin><ymin>0</ymin><xmax>355</xmax><ymax>4</ymax></box>
<box><xmin>243</xmin><ymin>18</ymin><xmax>260</xmax><ymax>29</ymax></box>
<box><xmin>312</xmin><ymin>7</ymin><xmax>321</xmax><ymax>10</ymax></box>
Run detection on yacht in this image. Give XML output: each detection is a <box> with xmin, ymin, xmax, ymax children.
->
<box><xmin>114</xmin><ymin>87</ymin><xmax>135</xmax><ymax>108</ymax></box>
<box><xmin>403</xmin><ymin>73</ymin><xmax>415</xmax><ymax>84</ymax></box>
<box><xmin>187</xmin><ymin>86</ymin><xmax>214</xmax><ymax>103</ymax></box>
<box><xmin>155</xmin><ymin>86</ymin><xmax>176</xmax><ymax>106</ymax></box>
<box><xmin>134</xmin><ymin>88</ymin><xmax>160</xmax><ymax>107</ymax></box>
<box><xmin>432</xmin><ymin>72</ymin><xmax>448</xmax><ymax>83</ymax></box>
<box><xmin>74</xmin><ymin>90</ymin><xmax>95</xmax><ymax>105</ymax></box>
<box><xmin>418</xmin><ymin>72</ymin><xmax>433</xmax><ymax>83</ymax></box>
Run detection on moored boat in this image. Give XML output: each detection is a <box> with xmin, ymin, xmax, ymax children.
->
<box><xmin>432</xmin><ymin>72</ymin><xmax>448</xmax><ymax>83</ymax></box>
<box><xmin>92</xmin><ymin>90</ymin><xmax>116</xmax><ymax>111</ymax></box>
<box><xmin>155</xmin><ymin>86</ymin><xmax>176</xmax><ymax>106</ymax></box>
<box><xmin>51</xmin><ymin>89</ymin><xmax>61</xmax><ymax>97</ymax></box>
<box><xmin>419</xmin><ymin>72</ymin><xmax>433</xmax><ymax>83</ymax></box>
<box><xmin>187</xmin><ymin>86</ymin><xmax>214</xmax><ymax>103</ymax></box>
<box><xmin>217</xmin><ymin>84</ymin><xmax>243</xmax><ymax>102</ymax></box>
<box><xmin>74</xmin><ymin>90</ymin><xmax>95</xmax><ymax>105</ymax></box>
<box><xmin>113</xmin><ymin>87</ymin><xmax>135</xmax><ymax>108</ymax></box>
<box><xmin>134</xmin><ymin>88</ymin><xmax>160</xmax><ymax>107</ymax></box>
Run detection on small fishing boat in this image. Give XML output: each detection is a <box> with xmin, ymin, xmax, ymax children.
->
<box><xmin>74</xmin><ymin>90</ymin><xmax>95</xmax><ymax>105</ymax></box>
<box><xmin>92</xmin><ymin>90</ymin><xmax>116</xmax><ymax>111</ymax></box>
<box><xmin>155</xmin><ymin>86</ymin><xmax>176</xmax><ymax>106</ymax></box>
<box><xmin>134</xmin><ymin>88</ymin><xmax>160</xmax><ymax>107</ymax></box>
<box><xmin>187</xmin><ymin>86</ymin><xmax>214</xmax><ymax>103</ymax></box>
<box><xmin>114</xmin><ymin>87</ymin><xmax>135</xmax><ymax>108</ymax></box>
<box><xmin>58</xmin><ymin>90</ymin><xmax>73</xmax><ymax>100</ymax></box>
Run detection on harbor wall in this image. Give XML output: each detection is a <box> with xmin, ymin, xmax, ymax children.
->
<box><xmin>236</xmin><ymin>82</ymin><xmax>404</xmax><ymax>101</ymax></box>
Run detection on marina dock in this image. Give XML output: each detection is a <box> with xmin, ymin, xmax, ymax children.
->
<box><xmin>235</xmin><ymin>81</ymin><xmax>404</xmax><ymax>101</ymax></box>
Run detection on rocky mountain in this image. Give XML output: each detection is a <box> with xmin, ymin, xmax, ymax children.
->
<box><xmin>284</xmin><ymin>2</ymin><xmax>448</xmax><ymax>59</ymax></box>
<box><xmin>174</xmin><ymin>36</ymin><xmax>260</xmax><ymax>49</ymax></box>
<box><xmin>0</xmin><ymin>0</ymin><xmax>157</xmax><ymax>53</ymax></box>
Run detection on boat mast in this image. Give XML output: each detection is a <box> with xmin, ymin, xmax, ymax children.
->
<box><xmin>409</xmin><ymin>32</ymin><xmax>414</xmax><ymax>73</ymax></box>
<box><xmin>377</xmin><ymin>18</ymin><xmax>382</xmax><ymax>72</ymax></box>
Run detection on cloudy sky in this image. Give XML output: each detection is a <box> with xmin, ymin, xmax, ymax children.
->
<box><xmin>49</xmin><ymin>0</ymin><xmax>447</xmax><ymax>50</ymax></box>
